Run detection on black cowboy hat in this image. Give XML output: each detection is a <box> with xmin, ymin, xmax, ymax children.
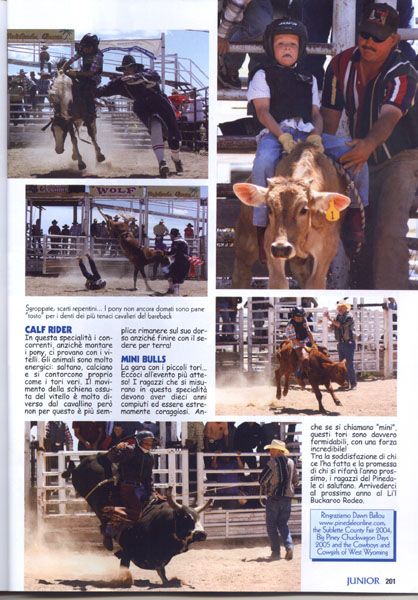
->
<box><xmin>116</xmin><ymin>54</ymin><xmax>144</xmax><ymax>72</ymax></box>
<box><xmin>170</xmin><ymin>228</ymin><xmax>180</xmax><ymax>237</ymax></box>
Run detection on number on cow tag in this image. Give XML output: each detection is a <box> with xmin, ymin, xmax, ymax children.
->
<box><xmin>325</xmin><ymin>198</ymin><xmax>340</xmax><ymax>222</ymax></box>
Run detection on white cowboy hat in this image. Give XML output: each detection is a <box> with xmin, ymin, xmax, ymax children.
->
<box><xmin>264</xmin><ymin>439</ymin><xmax>289</xmax><ymax>455</ymax></box>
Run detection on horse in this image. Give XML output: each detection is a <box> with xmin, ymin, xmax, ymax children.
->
<box><xmin>47</xmin><ymin>59</ymin><xmax>105</xmax><ymax>170</ymax></box>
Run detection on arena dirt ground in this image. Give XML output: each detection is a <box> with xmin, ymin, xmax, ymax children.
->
<box><xmin>24</xmin><ymin>538</ymin><xmax>301</xmax><ymax>592</ymax></box>
<box><xmin>8</xmin><ymin>133</ymin><xmax>208</xmax><ymax>179</ymax></box>
<box><xmin>216</xmin><ymin>376</ymin><xmax>397</xmax><ymax>416</ymax></box>
<box><xmin>25</xmin><ymin>274</ymin><xmax>207</xmax><ymax>297</ymax></box>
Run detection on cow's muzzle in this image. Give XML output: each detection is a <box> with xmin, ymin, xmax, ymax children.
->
<box><xmin>271</xmin><ymin>241</ymin><xmax>295</xmax><ymax>259</ymax></box>
<box><xmin>192</xmin><ymin>530</ymin><xmax>207</xmax><ymax>542</ymax></box>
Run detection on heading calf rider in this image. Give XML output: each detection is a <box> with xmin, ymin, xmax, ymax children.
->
<box><xmin>95</xmin><ymin>54</ymin><xmax>183</xmax><ymax>178</ymax></box>
<box><xmin>65</xmin><ymin>33</ymin><xmax>103</xmax><ymax>119</ymax></box>
<box><xmin>285</xmin><ymin>307</ymin><xmax>314</xmax><ymax>375</ymax></box>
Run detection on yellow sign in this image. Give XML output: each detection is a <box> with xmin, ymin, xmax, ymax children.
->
<box><xmin>8</xmin><ymin>29</ymin><xmax>74</xmax><ymax>42</ymax></box>
<box><xmin>91</xmin><ymin>186</ymin><xmax>143</xmax><ymax>198</ymax></box>
<box><xmin>148</xmin><ymin>187</ymin><xmax>201</xmax><ymax>199</ymax></box>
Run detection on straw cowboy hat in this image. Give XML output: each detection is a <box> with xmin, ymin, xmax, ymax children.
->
<box><xmin>263</xmin><ymin>439</ymin><xmax>289</xmax><ymax>455</ymax></box>
<box><xmin>337</xmin><ymin>300</ymin><xmax>351</xmax><ymax>311</ymax></box>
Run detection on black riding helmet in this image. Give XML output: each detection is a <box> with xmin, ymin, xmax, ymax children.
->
<box><xmin>135</xmin><ymin>430</ymin><xmax>155</xmax><ymax>447</ymax></box>
<box><xmin>290</xmin><ymin>306</ymin><xmax>306</xmax><ymax>319</ymax></box>
<box><xmin>263</xmin><ymin>18</ymin><xmax>308</xmax><ymax>62</ymax></box>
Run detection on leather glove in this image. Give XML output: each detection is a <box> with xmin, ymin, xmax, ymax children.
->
<box><xmin>278</xmin><ymin>133</ymin><xmax>297</xmax><ymax>154</ymax></box>
<box><xmin>306</xmin><ymin>134</ymin><xmax>324</xmax><ymax>153</ymax></box>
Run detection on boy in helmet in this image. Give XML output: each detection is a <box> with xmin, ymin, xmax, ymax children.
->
<box><xmin>65</xmin><ymin>33</ymin><xmax>103</xmax><ymax>118</ymax></box>
<box><xmin>249</xmin><ymin>18</ymin><xmax>368</xmax><ymax>263</ymax></box>
<box><xmin>285</xmin><ymin>306</ymin><xmax>314</xmax><ymax>362</ymax></box>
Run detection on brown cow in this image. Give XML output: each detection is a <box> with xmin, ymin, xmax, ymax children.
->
<box><xmin>275</xmin><ymin>341</ymin><xmax>347</xmax><ymax>414</ymax></box>
<box><xmin>233</xmin><ymin>143</ymin><xmax>350</xmax><ymax>289</ymax></box>
<box><xmin>98</xmin><ymin>208</ymin><xmax>166</xmax><ymax>292</ymax></box>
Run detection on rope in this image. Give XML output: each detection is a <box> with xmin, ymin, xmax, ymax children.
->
<box><xmin>326</xmin><ymin>154</ymin><xmax>366</xmax><ymax>257</ymax></box>
<box><xmin>84</xmin><ymin>477</ymin><xmax>116</xmax><ymax>501</ymax></box>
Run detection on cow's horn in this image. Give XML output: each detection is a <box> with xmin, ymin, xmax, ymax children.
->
<box><xmin>195</xmin><ymin>499</ymin><xmax>212</xmax><ymax>514</ymax></box>
<box><xmin>166</xmin><ymin>486</ymin><xmax>182</xmax><ymax>510</ymax></box>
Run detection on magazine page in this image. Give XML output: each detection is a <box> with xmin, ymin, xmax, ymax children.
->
<box><xmin>6</xmin><ymin>0</ymin><xmax>418</xmax><ymax>594</ymax></box>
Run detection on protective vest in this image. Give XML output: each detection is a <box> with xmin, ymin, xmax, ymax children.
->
<box><xmin>290</xmin><ymin>318</ymin><xmax>309</xmax><ymax>340</ymax></box>
<box><xmin>250</xmin><ymin>62</ymin><xmax>313</xmax><ymax>128</ymax></box>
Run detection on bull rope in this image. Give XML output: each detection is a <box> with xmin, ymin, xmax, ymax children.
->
<box><xmin>84</xmin><ymin>477</ymin><xmax>116</xmax><ymax>501</ymax></box>
<box><xmin>326</xmin><ymin>155</ymin><xmax>366</xmax><ymax>257</ymax></box>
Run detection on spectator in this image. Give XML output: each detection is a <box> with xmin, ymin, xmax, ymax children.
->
<box><xmin>166</xmin><ymin>228</ymin><xmax>190</xmax><ymax>296</ymax></box>
<box><xmin>185</xmin><ymin>422</ymin><xmax>205</xmax><ymax>493</ymax></box>
<box><xmin>44</xmin><ymin>421</ymin><xmax>73</xmax><ymax>452</ymax></box>
<box><xmin>153</xmin><ymin>219</ymin><xmax>169</xmax><ymax>239</ymax></box>
<box><xmin>48</xmin><ymin>219</ymin><xmax>61</xmax><ymax>255</ymax></box>
<box><xmin>259</xmin><ymin>439</ymin><xmax>299</xmax><ymax>561</ymax></box>
<box><xmin>234</xmin><ymin>421</ymin><xmax>263</xmax><ymax>474</ymax></box>
<box><xmin>151</xmin><ymin>235</ymin><xmax>167</xmax><ymax>280</ymax></box>
<box><xmin>39</xmin><ymin>44</ymin><xmax>51</xmax><ymax>73</ymax></box>
<box><xmin>184</xmin><ymin>223</ymin><xmax>194</xmax><ymax>240</ymax></box>
<box><xmin>303</xmin><ymin>0</ymin><xmax>416</xmax><ymax>90</ymax></box>
<box><xmin>36</xmin><ymin>70</ymin><xmax>51</xmax><ymax>114</ymax></box>
<box><xmin>72</xmin><ymin>421</ymin><xmax>106</xmax><ymax>450</ymax></box>
<box><xmin>211</xmin><ymin>450</ymin><xmax>246</xmax><ymax>509</ymax></box>
<box><xmin>218</xmin><ymin>0</ymin><xmax>303</xmax><ymax>89</ymax></box>
<box><xmin>324</xmin><ymin>301</ymin><xmax>357</xmax><ymax>390</ymax></box>
<box><xmin>321</xmin><ymin>3</ymin><xmax>418</xmax><ymax>288</ymax></box>
<box><xmin>102</xmin><ymin>422</ymin><xmax>126</xmax><ymax>449</ymax></box>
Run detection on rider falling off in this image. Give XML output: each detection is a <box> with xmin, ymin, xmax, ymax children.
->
<box><xmin>285</xmin><ymin>307</ymin><xmax>315</xmax><ymax>376</ymax></box>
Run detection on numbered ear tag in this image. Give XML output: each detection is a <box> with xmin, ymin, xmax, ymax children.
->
<box><xmin>326</xmin><ymin>198</ymin><xmax>340</xmax><ymax>222</ymax></box>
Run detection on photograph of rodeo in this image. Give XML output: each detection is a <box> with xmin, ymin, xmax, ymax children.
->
<box><xmin>216</xmin><ymin>296</ymin><xmax>397</xmax><ymax>415</ymax></box>
<box><xmin>25</xmin><ymin>420</ymin><xmax>302</xmax><ymax>591</ymax></box>
<box><xmin>217</xmin><ymin>0</ymin><xmax>418</xmax><ymax>290</ymax></box>
<box><xmin>25</xmin><ymin>185</ymin><xmax>207</xmax><ymax>296</ymax></box>
<box><xmin>8</xmin><ymin>29</ymin><xmax>208</xmax><ymax>178</ymax></box>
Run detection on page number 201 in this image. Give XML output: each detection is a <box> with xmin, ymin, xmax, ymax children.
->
<box><xmin>386</xmin><ymin>578</ymin><xmax>396</xmax><ymax>585</ymax></box>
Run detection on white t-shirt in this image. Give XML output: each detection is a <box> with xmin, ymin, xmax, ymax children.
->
<box><xmin>247</xmin><ymin>68</ymin><xmax>320</xmax><ymax>134</ymax></box>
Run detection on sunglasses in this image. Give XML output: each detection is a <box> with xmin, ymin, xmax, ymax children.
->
<box><xmin>359</xmin><ymin>31</ymin><xmax>387</xmax><ymax>43</ymax></box>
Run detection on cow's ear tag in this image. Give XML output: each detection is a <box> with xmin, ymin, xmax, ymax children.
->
<box><xmin>325</xmin><ymin>198</ymin><xmax>340</xmax><ymax>222</ymax></box>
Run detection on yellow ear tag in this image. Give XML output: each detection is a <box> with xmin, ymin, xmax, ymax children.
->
<box><xmin>325</xmin><ymin>198</ymin><xmax>340</xmax><ymax>222</ymax></box>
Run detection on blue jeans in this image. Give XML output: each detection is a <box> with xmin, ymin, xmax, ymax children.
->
<box><xmin>265</xmin><ymin>496</ymin><xmax>293</xmax><ymax>553</ymax></box>
<box><xmin>252</xmin><ymin>131</ymin><xmax>369</xmax><ymax>227</ymax></box>
<box><xmin>337</xmin><ymin>340</ymin><xmax>357</xmax><ymax>387</ymax></box>
<box><xmin>224</xmin><ymin>0</ymin><xmax>274</xmax><ymax>73</ymax></box>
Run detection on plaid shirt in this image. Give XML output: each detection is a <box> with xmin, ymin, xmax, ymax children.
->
<box><xmin>45</xmin><ymin>421</ymin><xmax>73</xmax><ymax>451</ymax></box>
<box><xmin>322</xmin><ymin>46</ymin><xmax>418</xmax><ymax>166</ymax></box>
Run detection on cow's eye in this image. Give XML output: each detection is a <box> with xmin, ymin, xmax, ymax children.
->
<box><xmin>299</xmin><ymin>206</ymin><xmax>309</xmax><ymax>216</ymax></box>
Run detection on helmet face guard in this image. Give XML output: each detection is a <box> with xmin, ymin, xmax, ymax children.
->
<box><xmin>135</xmin><ymin>430</ymin><xmax>155</xmax><ymax>447</ymax></box>
<box><xmin>290</xmin><ymin>307</ymin><xmax>306</xmax><ymax>319</ymax></box>
<box><xmin>263</xmin><ymin>18</ymin><xmax>308</xmax><ymax>63</ymax></box>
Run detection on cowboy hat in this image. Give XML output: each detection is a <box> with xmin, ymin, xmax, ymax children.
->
<box><xmin>337</xmin><ymin>301</ymin><xmax>351</xmax><ymax>311</ymax></box>
<box><xmin>264</xmin><ymin>439</ymin><xmax>289</xmax><ymax>455</ymax></box>
<box><xmin>116</xmin><ymin>54</ymin><xmax>144</xmax><ymax>72</ymax></box>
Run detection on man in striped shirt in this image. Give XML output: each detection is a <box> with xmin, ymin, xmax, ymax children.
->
<box><xmin>321</xmin><ymin>3</ymin><xmax>418</xmax><ymax>289</ymax></box>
